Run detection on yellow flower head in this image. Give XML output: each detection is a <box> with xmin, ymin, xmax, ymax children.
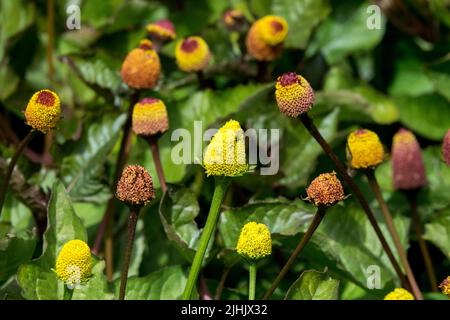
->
<box><xmin>346</xmin><ymin>129</ymin><xmax>385</xmax><ymax>169</ymax></box>
<box><xmin>306</xmin><ymin>172</ymin><xmax>345</xmax><ymax>206</ymax></box>
<box><xmin>236</xmin><ymin>222</ymin><xmax>272</xmax><ymax>261</ymax></box>
<box><xmin>384</xmin><ymin>288</ymin><xmax>414</xmax><ymax>300</ymax></box>
<box><xmin>439</xmin><ymin>276</ymin><xmax>450</xmax><ymax>297</ymax></box>
<box><xmin>203</xmin><ymin>120</ymin><xmax>248</xmax><ymax>177</ymax></box>
<box><xmin>175</xmin><ymin>36</ymin><xmax>211</xmax><ymax>72</ymax></box>
<box><xmin>55</xmin><ymin>240</ymin><xmax>92</xmax><ymax>285</ymax></box>
<box><xmin>245</xmin><ymin>15</ymin><xmax>287</xmax><ymax>61</ymax></box>
<box><xmin>275</xmin><ymin>72</ymin><xmax>315</xmax><ymax>117</ymax></box>
<box><xmin>121</xmin><ymin>40</ymin><xmax>161</xmax><ymax>89</ymax></box>
<box><xmin>24</xmin><ymin>89</ymin><xmax>61</xmax><ymax>133</ymax></box>
<box><xmin>132</xmin><ymin>97</ymin><xmax>169</xmax><ymax>137</ymax></box>
<box><xmin>116</xmin><ymin>165</ymin><xmax>155</xmax><ymax>207</ymax></box>
<box><xmin>146</xmin><ymin>19</ymin><xmax>176</xmax><ymax>41</ymax></box>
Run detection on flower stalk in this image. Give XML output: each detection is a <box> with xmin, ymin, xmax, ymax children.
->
<box><xmin>365</xmin><ymin>170</ymin><xmax>423</xmax><ymax>299</ymax></box>
<box><xmin>147</xmin><ymin>136</ymin><xmax>167</xmax><ymax>193</ymax></box>
<box><xmin>0</xmin><ymin>130</ymin><xmax>36</xmax><ymax>215</ymax></box>
<box><xmin>183</xmin><ymin>176</ymin><xmax>230</xmax><ymax>299</ymax></box>
<box><xmin>249</xmin><ymin>263</ymin><xmax>257</xmax><ymax>300</ymax></box>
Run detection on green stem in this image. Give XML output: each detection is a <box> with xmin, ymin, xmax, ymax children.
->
<box><xmin>0</xmin><ymin>130</ymin><xmax>36</xmax><ymax>215</ymax></box>
<box><xmin>263</xmin><ymin>206</ymin><xmax>326</xmax><ymax>300</ymax></box>
<box><xmin>249</xmin><ymin>263</ymin><xmax>257</xmax><ymax>300</ymax></box>
<box><xmin>147</xmin><ymin>136</ymin><xmax>167</xmax><ymax>193</ymax></box>
<box><xmin>182</xmin><ymin>176</ymin><xmax>230</xmax><ymax>300</ymax></box>
<box><xmin>119</xmin><ymin>207</ymin><xmax>140</xmax><ymax>300</ymax></box>
<box><xmin>63</xmin><ymin>286</ymin><xmax>73</xmax><ymax>300</ymax></box>
<box><xmin>366</xmin><ymin>170</ymin><xmax>423</xmax><ymax>299</ymax></box>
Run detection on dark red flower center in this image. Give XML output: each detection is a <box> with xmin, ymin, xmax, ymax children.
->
<box><xmin>271</xmin><ymin>20</ymin><xmax>284</xmax><ymax>32</ymax></box>
<box><xmin>139</xmin><ymin>41</ymin><xmax>153</xmax><ymax>50</ymax></box>
<box><xmin>37</xmin><ymin>90</ymin><xmax>55</xmax><ymax>106</ymax></box>
<box><xmin>278</xmin><ymin>72</ymin><xmax>299</xmax><ymax>86</ymax></box>
<box><xmin>355</xmin><ymin>129</ymin><xmax>368</xmax><ymax>135</ymax></box>
<box><xmin>140</xmin><ymin>97</ymin><xmax>159</xmax><ymax>105</ymax></box>
<box><xmin>181</xmin><ymin>38</ymin><xmax>199</xmax><ymax>53</ymax></box>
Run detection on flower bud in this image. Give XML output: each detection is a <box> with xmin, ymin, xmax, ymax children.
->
<box><xmin>116</xmin><ymin>165</ymin><xmax>155</xmax><ymax>207</ymax></box>
<box><xmin>175</xmin><ymin>36</ymin><xmax>211</xmax><ymax>72</ymax></box>
<box><xmin>132</xmin><ymin>97</ymin><xmax>169</xmax><ymax>137</ymax></box>
<box><xmin>146</xmin><ymin>19</ymin><xmax>176</xmax><ymax>41</ymax></box>
<box><xmin>346</xmin><ymin>129</ymin><xmax>384</xmax><ymax>169</ymax></box>
<box><xmin>121</xmin><ymin>40</ymin><xmax>161</xmax><ymax>89</ymax></box>
<box><xmin>203</xmin><ymin>119</ymin><xmax>248</xmax><ymax>177</ymax></box>
<box><xmin>442</xmin><ymin>129</ymin><xmax>450</xmax><ymax>166</ymax></box>
<box><xmin>384</xmin><ymin>288</ymin><xmax>414</xmax><ymax>300</ymax></box>
<box><xmin>306</xmin><ymin>172</ymin><xmax>345</xmax><ymax>206</ymax></box>
<box><xmin>223</xmin><ymin>9</ymin><xmax>246</xmax><ymax>31</ymax></box>
<box><xmin>275</xmin><ymin>72</ymin><xmax>315</xmax><ymax>117</ymax></box>
<box><xmin>246</xmin><ymin>15</ymin><xmax>288</xmax><ymax>61</ymax></box>
<box><xmin>236</xmin><ymin>222</ymin><xmax>272</xmax><ymax>261</ymax></box>
<box><xmin>55</xmin><ymin>240</ymin><xmax>92</xmax><ymax>285</ymax></box>
<box><xmin>439</xmin><ymin>276</ymin><xmax>450</xmax><ymax>298</ymax></box>
<box><xmin>391</xmin><ymin>129</ymin><xmax>426</xmax><ymax>190</ymax></box>
<box><xmin>24</xmin><ymin>89</ymin><xmax>61</xmax><ymax>133</ymax></box>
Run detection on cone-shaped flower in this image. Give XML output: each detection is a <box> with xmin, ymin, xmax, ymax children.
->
<box><xmin>55</xmin><ymin>240</ymin><xmax>92</xmax><ymax>285</ymax></box>
<box><xmin>246</xmin><ymin>15</ymin><xmax>288</xmax><ymax>61</ymax></box>
<box><xmin>391</xmin><ymin>129</ymin><xmax>426</xmax><ymax>190</ymax></box>
<box><xmin>203</xmin><ymin>120</ymin><xmax>248</xmax><ymax>177</ymax></box>
<box><xmin>236</xmin><ymin>222</ymin><xmax>272</xmax><ymax>261</ymax></box>
<box><xmin>443</xmin><ymin>129</ymin><xmax>450</xmax><ymax>166</ymax></box>
<box><xmin>346</xmin><ymin>129</ymin><xmax>385</xmax><ymax>169</ymax></box>
<box><xmin>306</xmin><ymin>172</ymin><xmax>345</xmax><ymax>207</ymax></box>
<box><xmin>439</xmin><ymin>276</ymin><xmax>450</xmax><ymax>297</ymax></box>
<box><xmin>175</xmin><ymin>36</ymin><xmax>211</xmax><ymax>72</ymax></box>
<box><xmin>384</xmin><ymin>288</ymin><xmax>414</xmax><ymax>300</ymax></box>
<box><xmin>223</xmin><ymin>9</ymin><xmax>246</xmax><ymax>31</ymax></box>
<box><xmin>275</xmin><ymin>72</ymin><xmax>315</xmax><ymax>117</ymax></box>
<box><xmin>116</xmin><ymin>165</ymin><xmax>155</xmax><ymax>207</ymax></box>
<box><xmin>146</xmin><ymin>19</ymin><xmax>176</xmax><ymax>41</ymax></box>
<box><xmin>24</xmin><ymin>89</ymin><xmax>61</xmax><ymax>133</ymax></box>
<box><xmin>132</xmin><ymin>97</ymin><xmax>169</xmax><ymax>137</ymax></box>
<box><xmin>121</xmin><ymin>39</ymin><xmax>161</xmax><ymax>89</ymax></box>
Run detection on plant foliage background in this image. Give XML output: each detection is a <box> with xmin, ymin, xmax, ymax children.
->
<box><xmin>0</xmin><ymin>0</ymin><xmax>449</xmax><ymax>300</ymax></box>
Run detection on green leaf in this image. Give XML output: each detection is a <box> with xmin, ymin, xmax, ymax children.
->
<box><xmin>279</xmin><ymin>108</ymin><xmax>340</xmax><ymax>187</ymax></box>
<box><xmin>17</xmin><ymin>182</ymin><xmax>112</xmax><ymax>300</ymax></box>
<box><xmin>396</xmin><ymin>94</ymin><xmax>450</xmax><ymax>141</ymax></box>
<box><xmin>388</xmin><ymin>59</ymin><xmax>435</xmax><ymax>97</ymax></box>
<box><xmin>0</xmin><ymin>232</ymin><xmax>36</xmax><ymax>284</ymax></box>
<box><xmin>271</xmin><ymin>0</ymin><xmax>331</xmax><ymax>49</ymax></box>
<box><xmin>115</xmin><ymin>265</ymin><xmax>188</xmax><ymax>300</ymax></box>
<box><xmin>219</xmin><ymin>198</ymin><xmax>315</xmax><ymax>249</ymax></box>
<box><xmin>285</xmin><ymin>269</ymin><xmax>339</xmax><ymax>300</ymax></box>
<box><xmin>159</xmin><ymin>184</ymin><xmax>202</xmax><ymax>262</ymax></box>
<box><xmin>308</xmin><ymin>1</ymin><xmax>385</xmax><ymax>64</ymax></box>
<box><xmin>424</xmin><ymin>208</ymin><xmax>450</xmax><ymax>260</ymax></box>
<box><xmin>0</xmin><ymin>63</ymin><xmax>20</xmax><ymax>101</ymax></box>
<box><xmin>61</xmin><ymin>114</ymin><xmax>126</xmax><ymax>203</ymax></box>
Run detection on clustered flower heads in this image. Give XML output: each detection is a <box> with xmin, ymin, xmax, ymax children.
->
<box><xmin>246</xmin><ymin>15</ymin><xmax>288</xmax><ymax>61</ymax></box>
<box><xmin>55</xmin><ymin>240</ymin><xmax>92</xmax><ymax>285</ymax></box>
<box><xmin>236</xmin><ymin>222</ymin><xmax>272</xmax><ymax>261</ymax></box>
<box><xmin>383</xmin><ymin>288</ymin><xmax>414</xmax><ymax>300</ymax></box>
<box><xmin>24</xmin><ymin>89</ymin><xmax>61</xmax><ymax>133</ymax></box>
<box><xmin>132</xmin><ymin>97</ymin><xmax>169</xmax><ymax>137</ymax></box>
<box><xmin>146</xmin><ymin>19</ymin><xmax>176</xmax><ymax>41</ymax></box>
<box><xmin>121</xmin><ymin>39</ymin><xmax>161</xmax><ymax>89</ymax></box>
<box><xmin>175</xmin><ymin>36</ymin><xmax>211</xmax><ymax>72</ymax></box>
<box><xmin>346</xmin><ymin>129</ymin><xmax>385</xmax><ymax>169</ymax></box>
<box><xmin>443</xmin><ymin>129</ymin><xmax>450</xmax><ymax>166</ymax></box>
<box><xmin>116</xmin><ymin>165</ymin><xmax>155</xmax><ymax>207</ymax></box>
<box><xmin>439</xmin><ymin>276</ymin><xmax>450</xmax><ymax>297</ymax></box>
<box><xmin>306</xmin><ymin>172</ymin><xmax>345</xmax><ymax>207</ymax></box>
<box><xmin>391</xmin><ymin>128</ymin><xmax>427</xmax><ymax>191</ymax></box>
<box><xmin>275</xmin><ymin>72</ymin><xmax>315</xmax><ymax>117</ymax></box>
<box><xmin>203</xmin><ymin>119</ymin><xmax>248</xmax><ymax>177</ymax></box>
